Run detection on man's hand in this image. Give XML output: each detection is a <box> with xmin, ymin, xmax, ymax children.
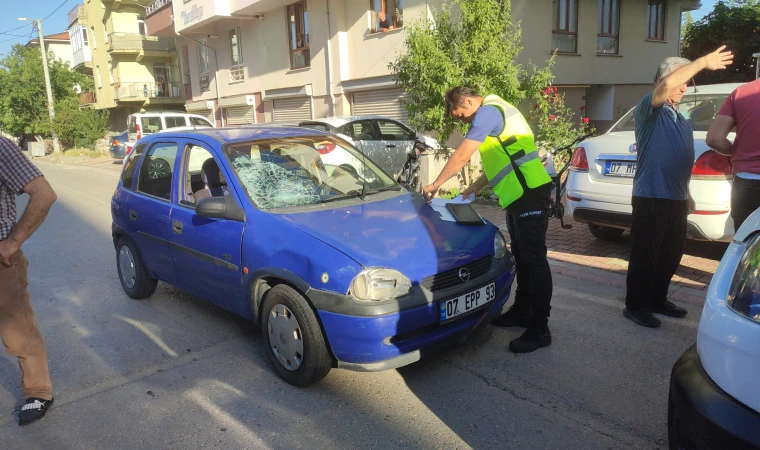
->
<box><xmin>422</xmin><ymin>183</ymin><xmax>438</xmax><ymax>203</ymax></box>
<box><xmin>0</xmin><ymin>237</ymin><xmax>20</xmax><ymax>266</ymax></box>
<box><xmin>702</xmin><ymin>45</ymin><xmax>734</xmax><ymax>71</ymax></box>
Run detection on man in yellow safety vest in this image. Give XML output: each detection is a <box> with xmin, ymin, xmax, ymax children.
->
<box><xmin>422</xmin><ymin>86</ymin><xmax>554</xmax><ymax>353</ymax></box>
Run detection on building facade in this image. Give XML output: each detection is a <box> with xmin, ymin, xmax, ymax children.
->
<box><xmin>69</xmin><ymin>0</ymin><xmax>186</xmax><ymax>131</ymax></box>
<box><xmin>26</xmin><ymin>32</ymin><xmax>75</xmax><ymax>68</ymax></box>
<box><xmin>145</xmin><ymin>0</ymin><xmax>699</xmax><ymax>132</ymax></box>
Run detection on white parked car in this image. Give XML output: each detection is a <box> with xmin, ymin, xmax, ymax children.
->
<box><xmin>668</xmin><ymin>206</ymin><xmax>760</xmax><ymax>448</ymax></box>
<box><xmin>566</xmin><ymin>83</ymin><xmax>743</xmax><ymax>242</ymax></box>
<box><xmin>126</xmin><ymin>112</ymin><xmax>215</xmax><ymax>153</ymax></box>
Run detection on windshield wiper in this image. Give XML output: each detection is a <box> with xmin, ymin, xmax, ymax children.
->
<box><xmin>320</xmin><ymin>186</ymin><xmax>401</xmax><ymax>204</ymax></box>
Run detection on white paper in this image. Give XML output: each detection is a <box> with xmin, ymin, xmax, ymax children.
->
<box><xmin>429</xmin><ymin>194</ymin><xmax>478</xmax><ymax>222</ymax></box>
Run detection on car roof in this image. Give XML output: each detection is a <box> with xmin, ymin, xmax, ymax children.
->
<box><xmin>683</xmin><ymin>82</ymin><xmax>745</xmax><ymax>96</ymax></box>
<box><xmin>146</xmin><ymin>126</ymin><xmax>329</xmax><ymax>144</ymax></box>
<box><xmin>301</xmin><ymin>116</ymin><xmax>406</xmax><ymax>127</ymax></box>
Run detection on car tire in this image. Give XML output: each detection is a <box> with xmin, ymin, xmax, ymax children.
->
<box><xmin>116</xmin><ymin>237</ymin><xmax>158</xmax><ymax>299</ymax></box>
<box><xmin>261</xmin><ymin>284</ymin><xmax>332</xmax><ymax>387</ymax></box>
<box><xmin>587</xmin><ymin>223</ymin><xmax>625</xmax><ymax>241</ymax></box>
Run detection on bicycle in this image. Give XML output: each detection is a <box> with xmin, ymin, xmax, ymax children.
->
<box><xmin>540</xmin><ymin>133</ymin><xmax>595</xmax><ymax>229</ymax></box>
<box><xmin>397</xmin><ymin>137</ymin><xmax>428</xmax><ymax>192</ymax></box>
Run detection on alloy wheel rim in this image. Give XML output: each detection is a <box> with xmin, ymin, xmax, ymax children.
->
<box><xmin>119</xmin><ymin>246</ymin><xmax>137</xmax><ymax>289</ymax></box>
<box><xmin>268</xmin><ymin>304</ymin><xmax>304</xmax><ymax>371</ymax></box>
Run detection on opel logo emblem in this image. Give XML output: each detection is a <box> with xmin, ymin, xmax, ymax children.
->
<box><xmin>459</xmin><ymin>268</ymin><xmax>471</xmax><ymax>282</ymax></box>
<box><xmin>629</xmin><ymin>143</ymin><xmax>637</xmax><ymax>153</ymax></box>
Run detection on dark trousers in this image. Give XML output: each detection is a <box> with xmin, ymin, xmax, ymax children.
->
<box><xmin>625</xmin><ymin>196</ymin><xmax>688</xmax><ymax>311</ymax></box>
<box><xmin>731</xmin><ymin>176</ymin><xmax>760</xmax><ymax>233</ymax></box>
<box><xmin>505</xmin><ymin>183</ymin><xmax>553</xmax><ymax>326</ymax></box>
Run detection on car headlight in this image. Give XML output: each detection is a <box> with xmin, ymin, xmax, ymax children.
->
<box><xmin>494</xmin><ymin>231</ymin><xmax>508</xmax><ymax>259</ymax></box>
<box><xmin>350</xmin><ymin>268</ymin><xmax>412</xmax><ymax>301</ymax></box>
<box><xmin>727</xmin><ymin>234</ymin><xmax>760</xmax><ymax>323</ymax></box>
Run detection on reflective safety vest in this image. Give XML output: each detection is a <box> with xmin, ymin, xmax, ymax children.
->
<box><xmin>478</xmin><ymin>95</ymin><xmax>551</xmax><ymax>209</ymax></box>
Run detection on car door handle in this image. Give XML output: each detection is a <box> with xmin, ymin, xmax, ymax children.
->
<box><xmin>386</xmin><ymin>144</ymin><xmax>396</xmax><ymax>148</ymax></box>
<box><xmin>172</xmin><ymin>220</ymin><xmax>183</xmax><ymax>234</ymax></box>
<box><xmin>129</xmin><ymin>209</ymin><xmax>137</xmax><ymax>221</ymax></box>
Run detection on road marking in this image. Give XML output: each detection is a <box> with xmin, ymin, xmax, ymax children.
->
<box><xmin>115</xmin><ymin>314</ymin><xmax>179</xmax><ymax>357</ymax></box>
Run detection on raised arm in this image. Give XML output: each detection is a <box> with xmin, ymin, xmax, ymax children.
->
<box><xmin>652</xmin><ymin>46</ymin><xmax>733</xmax><ymax>109</ymax></box>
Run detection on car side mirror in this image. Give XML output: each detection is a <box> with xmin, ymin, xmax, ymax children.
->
<box><xmin>195</xmin><ymin>197</ymin><xmax>246</xmax><ymax>222</ymax></box>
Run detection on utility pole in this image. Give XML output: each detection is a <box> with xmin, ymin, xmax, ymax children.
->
<box><xmin>35</xmin><ymin>20</ymin><xmax>61</xmax><ymax>154</ymax></box>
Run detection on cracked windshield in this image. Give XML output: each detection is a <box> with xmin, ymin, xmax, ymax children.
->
<box><xmin>225</xmin><ymin>137</ymin><xmax>399</xmax><ymax>209</ymax></box>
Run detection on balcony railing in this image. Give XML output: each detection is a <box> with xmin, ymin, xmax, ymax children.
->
<box><xmin>79</xmin><ymin>91</ymin><xmax>96</xmax><ymax>106</ymax></box>
<box><xmin>114</xmin><ymin>82</ymin><xmax>182</xmax><ymax>100</ymax></box>
<box><xmin>107</xmin><ymin>33</ymin><xmax>175</xmax><ymax>52</ymax></box>
<box><xmin>67</xmin><ymin>4</ymin><xmax>86</xmax><ymax>27</ymax></box>
<box><xmin>146</xmin><ymin>0</ymin><xmax>172</xmax><ymax>17</ymax></box>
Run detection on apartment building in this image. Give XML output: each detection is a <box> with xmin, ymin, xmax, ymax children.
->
<box><xmin>69</xmin><ymin>0</ymin><xmax>186</xmax><ymax>131</ymax></box>
<box><xmin>147</xmin><ymin>0</ymin><xmax>699</xmax><ymax>132</ymax></box>
<box><xmin>26</xmin><ymin>32</ymin><xmax>74</xmax><ymax>67</ymax></box>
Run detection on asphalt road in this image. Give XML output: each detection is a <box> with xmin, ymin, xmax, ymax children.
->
<box><xmin>0</xmin><ymin>160</ymin><xmax>704</xmax><ymax>449</ymax></box>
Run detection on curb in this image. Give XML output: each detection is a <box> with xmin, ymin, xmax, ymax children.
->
<box><xmin>34</xmin><ymin>159</ymin><xmax>122</xmax><ymax>177</ymax></box>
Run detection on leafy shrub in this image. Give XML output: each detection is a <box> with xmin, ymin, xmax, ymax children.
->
<box><xmin>53</xmin><ymin>98</ymin><xmax>110</xmax><ymax>150</ymax></box>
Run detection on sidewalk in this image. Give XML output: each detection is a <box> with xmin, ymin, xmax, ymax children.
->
<box><xmin>34</xmin><ymin>155</ymin><xmax>123</xmax><ymax>173</ymax></box>
<box><xmin>474</xmin><ymin>204</ymin><xmax>724</xmax><ymax>306</ymax></box>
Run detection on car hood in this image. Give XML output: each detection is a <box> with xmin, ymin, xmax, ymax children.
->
<box><xmin>277</xmin><ymin>194</ymin><xmax>498</xmax><ymax>282</ymax></box>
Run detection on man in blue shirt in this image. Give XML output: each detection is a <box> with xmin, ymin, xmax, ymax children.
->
<box><xmin>624</xmin><ymin>46</ymin><xmax>733</xmax><ymax>328</ymax></box>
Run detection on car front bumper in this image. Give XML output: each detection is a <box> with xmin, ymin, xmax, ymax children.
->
<box><xmin>311</xmin><ymin>257</ymin><xmax>516</xmax><ymax>371</ymax></box>
<box><xmin>669</xmin><ymin>345</ymin><xmax>760</xmax><ymax>449</ymax></box>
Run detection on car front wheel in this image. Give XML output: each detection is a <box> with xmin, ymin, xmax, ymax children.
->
<box><xmin>261</xmin><ymin>284</ymin><xmax>331</xmax><ymax>387</ymax></box>
<box><xmin>587</xmin><ymin>223</ymin><xmax>625</xmax><ymax>241</ymax></box>
<box><xmin>116</xmin><ymin>237</ymin><xmax>158</xmax><ymax>299</ymax></box>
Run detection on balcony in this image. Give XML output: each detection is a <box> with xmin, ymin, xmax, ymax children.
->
<box><xmin>79</xmin><ymin>91</ymin><xmax>96</xmax><ymax>107</ymax></box>
<box><xmin>67</xmin><ymin>5</ymin><xmax>86</xmax><ymax>27</ymax></box>
<box><xmin>101</xmin><ymin>0</ymin><xmax>153</xmax><ymax>10</ymax></box>
<box><xmin>146</xmin><ymin>0</ymin><xmax>171</xmax><ymax>17</ymax></box>
<box><xmin>114</xmin><ymin>82</ymin><xmax>183</xmax><ymax>103</ymax></box>
<box><xmin>107</xmin><ymin>33</ymin><xmax>175</xmax><ymax>60</ymax></box>
<box><xmin>145</xmin><ymin>0</ymin><xmax>176</xmax><ymax>37</ymax></box>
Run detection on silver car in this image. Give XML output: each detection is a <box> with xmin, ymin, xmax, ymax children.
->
<box><xmin>298</xmin><ymin>116</ymin><xmax>438</xmax><ymax>178</ymax></box>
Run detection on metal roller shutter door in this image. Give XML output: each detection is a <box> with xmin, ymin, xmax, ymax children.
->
<box><xmin>188</xmin><ymin>108</ymin><xmax>215</xmax><ymax>124</ymax></box>
<box><xmin>352</xmin><ymin>88</ymin><xmax>408</xmax><ymax>122</ymax></box>
<box><xmin>225</xmin><ymin>105</ymin><xmax>255</xmax><ymax>126</ymax></box>
<box><xmin>273</xmin><ymin>97</ymin><xmax>312</xmax><ymax>123</ymax></box>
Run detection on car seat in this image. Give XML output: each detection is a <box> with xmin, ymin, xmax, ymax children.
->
<box><xmin>195</xmin><ymin>158</ymin><xmax>229</xmax><ymax>201</ymax></box>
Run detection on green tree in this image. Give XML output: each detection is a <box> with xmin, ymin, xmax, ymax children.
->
<box><xmin>681</xmin><ymin>11</ymin><xmax>694</xmax><ymax>41</ymax></box>
<box><xmin>682</xmin><ymin>1</ymin><xmax>760</xmax><ymax>84</ymax></box>
<box><xmin>389</xmin><ymin>0</ymin><xmax>572</xmax><ymax>147</ymax></box>
<box><xmin>0</xmin><ymin>44</ymin><xmax>93</xmax><ymax>139</ymax></box>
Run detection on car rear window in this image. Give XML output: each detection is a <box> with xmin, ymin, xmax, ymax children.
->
<box><xmin>611</xmin><ymin>94</ymin><xmax>729</xmax><ymax>133</ymax></box>
<box><xmin>165</xmin><ymin>116</ymin><xmax>187</xmax><ymax>129</ymax></box>
<box><xmin>128</xmin><ymin>116</ymin><xmax>136</xmax><ymax>134</ymax></box>
<box><xmin>140</xmin><ymin>117</ymin><xmax>163</xmax><ymax>134</ymax></box>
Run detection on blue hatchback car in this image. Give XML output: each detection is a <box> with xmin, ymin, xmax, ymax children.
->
<box><xmin>111</xmin><ymin>127</ymin><xmax>515</xmax><ymax>386</ymax></box>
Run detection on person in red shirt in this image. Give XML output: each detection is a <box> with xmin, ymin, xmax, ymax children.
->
<box><xmin>706</xmin><ymin>79</ymin><xmax>760</xmax><ymax>231</ymax></box>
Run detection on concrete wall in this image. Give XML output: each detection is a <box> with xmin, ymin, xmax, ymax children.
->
<box><xmin>47</xmin><ymin>42</ymin><xmax>74</xmax><ymax>67</ymax></box>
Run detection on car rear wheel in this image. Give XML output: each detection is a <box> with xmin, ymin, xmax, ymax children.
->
<box><xmin>587</xmin><ymin>223</ymin><xmax>625</xmax><ymax>241</ymax></box>
<box><xmin>261</xmin><ymin>285</ymin><xmax>331</xmax><ymax>387</ymax></box>
<box><xmin>116</xmin><ymin>237</ymin><xmax>158</xmax><ymax>299</ymax></box>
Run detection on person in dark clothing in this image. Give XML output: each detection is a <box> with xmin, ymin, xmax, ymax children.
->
<box><xmin>377</xmin><ymin>11</ymin><xmax>393</xmax><ymax>33</ymax></box>
<box><xmin>624</xmin><ymin>46</ymin><xmax>733</xmax><ymax>328</ymax></box>
<box><xmin>422</xmin><ymin>87</ymin><xmax>554</xmax><ymax>353</ymax></box>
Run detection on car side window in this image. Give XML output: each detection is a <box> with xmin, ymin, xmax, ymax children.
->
<box><xmin>128</xmin><ymin>116</ymin><xmax>136</xmax><ymax>134</ymax></box>
<box><xmin>141</xmin><ymin>117</ymin><xmax>163</xmax><ymax>134</ymax></box>
<box><xmin>165</xmin><ymin>116</ymin><xmax>187</xmax><ymax>129</ymax></box>
<box><xmin>137</xmin><ymin>142</ymin><xmax>179</xmax><ymax>201</ymax></box>
<box><xmin>190</xmin><ymin>117</ymin><xmax>213</xmax><ymax>127</ymax></box>
<box><xmin>181</xmin><ymin>145</ymin><xmax>217</xmax><ymax>206</ymax></box>
<box><xmin>375</xmin><ymin>120</ymin><xmax>413</xmax><ymax>141</ymax></box>
<box><xmin>120</xmin><ymin>143</ymin><xmax>147</xmax><ymax>190</ymax></box>
<box><xmin>349</xmin><ymin>121</ymin><xmax>379</xmax><ymax>141</ymax></box>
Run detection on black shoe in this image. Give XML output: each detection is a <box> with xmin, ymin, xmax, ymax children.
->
<box><xmin>623</xmin><ymin>307</ymin><xmax>661</xmax><ymax>328</ymax></box>
<box><xmin>653</xmin><ymin>300</ymin><xmax>688</xmax><ymax>318</ymax></box>
<box><xmin>491</xmin><ymin>306</ymin><xmax>532</xmax><ymax>328</ymax></box>
<box><xmin>509</xmin><ymin>325</ymin><xmax>552</xmax><ymax>353</ymax></box>
<box><xmin>18</xmin><ymin>397</ymin><xmax>53</xmax><ymax>426</ymax></box>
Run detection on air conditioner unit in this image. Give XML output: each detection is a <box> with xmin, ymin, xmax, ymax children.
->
<box><xmin>206</xmin><ymin>100</ymin><xmax>214</xmax><ymax>110</ymax></box>
<box><xmin>245</xmin><ymin>95</ymin><xmax>255</xmax><ymax>106</ymax></box>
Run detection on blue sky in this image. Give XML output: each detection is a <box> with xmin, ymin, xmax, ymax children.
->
<box><xmin>0</xmin><ymin>0</ymin><xmax>723</xmax><ymax>59</ymax></box>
